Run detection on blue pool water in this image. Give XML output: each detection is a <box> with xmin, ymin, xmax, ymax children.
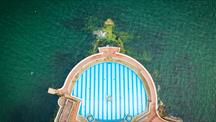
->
<box><xmin>71</xmin><ymin>62</ymin><xmax>148</xmax><ymax>120</ymax></box>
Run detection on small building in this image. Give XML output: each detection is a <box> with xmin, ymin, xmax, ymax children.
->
<box><xmin>48</xmin><ymin>47</ymin><xmax>182</xmax><ymax>122</ymax></box>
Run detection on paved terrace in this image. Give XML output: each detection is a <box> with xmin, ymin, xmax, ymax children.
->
<box><xmin>48</xmin><ymin>47</ymin><xmax>182</xmax><ymax>122</ymax></box>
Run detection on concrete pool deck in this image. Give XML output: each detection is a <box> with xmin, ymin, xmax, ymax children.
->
<box><xmin>48</xmin><ymin>46</ymin><xmax>182</xmax><ymax>122</ymax></box>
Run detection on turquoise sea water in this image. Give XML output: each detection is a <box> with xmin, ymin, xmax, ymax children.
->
<box><xmin>0</xmin><ymin>0</ymin><xmax>215</xmax><ymax>122</ymax></box>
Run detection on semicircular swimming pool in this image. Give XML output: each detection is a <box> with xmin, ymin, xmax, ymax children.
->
<box><xmin>71</xmin><ymin>62</ymin><xmax>148</xmax><ymax>121</ymax></box>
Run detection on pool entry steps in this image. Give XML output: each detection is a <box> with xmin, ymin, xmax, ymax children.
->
<box><xmin>48</xmin><ymin>47</ymin><xmax>182</xmax><ymax>122</ymax></box>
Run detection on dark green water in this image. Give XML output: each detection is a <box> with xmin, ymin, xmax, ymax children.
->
<box><xmin>0</xmin><ymin>0</ymin><xmax>215</xmax><ymax>122</ymax></box>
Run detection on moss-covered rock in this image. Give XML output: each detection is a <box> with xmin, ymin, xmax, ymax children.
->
<box><xmin>90</xmin><ymin>18</ymin><xmax>126</xmax><ymax>54</ymax></box>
